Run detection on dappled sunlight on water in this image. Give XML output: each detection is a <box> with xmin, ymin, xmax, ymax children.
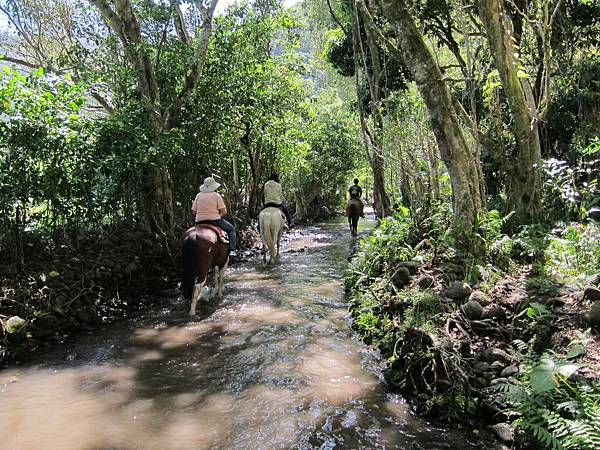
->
<box><xmin>299</xmin><ymin>340</ymin><xmax>378</xmax><ymax>405</ymax></box>
<box><xmin>0</xmin><ymin>217</ymin><xmax>499</xmax><ymax>449</ymax></box>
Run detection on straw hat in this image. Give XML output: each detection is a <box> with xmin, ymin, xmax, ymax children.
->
<box><xmin>199</xmin><ymin>176</ymin><xmax>220</xmax><ymax>193</ymax></box>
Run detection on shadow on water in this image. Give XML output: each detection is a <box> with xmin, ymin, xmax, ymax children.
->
<box><xmin>0</xmin><ymin>212</ymin><xmax>500</xmax><ymax>450</ymax></box>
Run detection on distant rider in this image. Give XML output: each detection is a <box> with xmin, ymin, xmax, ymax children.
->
<box><xmin>348</xmin><ymin>178</ymin><xmax>365</xmax><ymax>218</ymax></box>
<box><xmin>263</xmin><ymin>172</ymin><xmax>293</xmax><ymax>227</ymax></box>
<box><xmin>191</xmin><ymin>176</ymin><xmax>237</xmax><ymax>257</ymax></box>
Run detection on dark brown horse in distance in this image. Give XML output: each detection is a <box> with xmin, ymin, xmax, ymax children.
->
<box><xmin>182</xmin><ymin>225</ymin><xmax>229</xmax><ymax>316</ymax></box>
<box><xmin>346</xmin><ymin>198</ymin><xmax>363</xmax><ymax>236</ymax></box>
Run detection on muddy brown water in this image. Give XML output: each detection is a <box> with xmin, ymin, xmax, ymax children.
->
<box><xmin>0</xmin><ymin>216</ymin><xmax>498</xmax><ymax>450</ymax></box>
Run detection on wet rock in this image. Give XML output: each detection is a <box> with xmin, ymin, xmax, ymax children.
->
<box><xmin>484</xmin><ymin>304</ymin><xmax>507</xmax><ymax>320</ymax></box>
<box><xmin>398</xmin><ymin>261</ymin><xmax>419</xmax><ymax>275</ymax></box>
<box><xmin>5</xmin><ymin>316</ymin><xmax>26</xmax><ymax>334</ymax></box>
<box><xmin>490</xmin><ymin>377</ymin><xmax>508</xmax><ymax>385</ymax></box>
<box><xmin>392</xmin><ymin>267</ymin><xmax>411</xmax><ymax>287</ymax></box>
<box><xmin>480</xmin><ymin>347</ymin><xmax>513</xmax><ymax>364</ymax></box>
<box><xmin>488</xmin><ymin>423</ymin><xmax>514</xmax><ymax>443</ymax></box>
<box><xmin>445</xmin><ymin>281</ymin><xmax>472</xmax><ymax>300</ymax></box>
<box><xmin>461</xmin><ymin>300</ymin><xmax>484</xmax><ymax>320</ymax></box>
<box><xmin>583</xmin><ymin>286</ymin><xmax>600</xmax><ymax>302</ymax></box>
<box><xmin>473</xmin><ymin>362</ymin><xmax>492</xmax><ymax>373</ymax></box>
<box><xmin>589</xmin><ymin>302</ymin><xmax>600</xmax><ymax>326</ymax></box>
<box><xmin>501</xmin><ymin>365</ymin><xmax>519</xmax><ymax>378</ymax></box>
<box><xmin>417</xmin><ymin>275</ymin><xmax>434</xmax><ymax>290</ymax></box>
<box><xmin>469</xmin><ymin>290</ymin><xmax>491</xmax><ymax>306</ymax></box>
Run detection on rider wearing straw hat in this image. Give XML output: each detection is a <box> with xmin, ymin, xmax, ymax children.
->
<box><xmin>192</xmin><ymin>176</ymin><xmax>237</xmax><ymax>257</ymax></box>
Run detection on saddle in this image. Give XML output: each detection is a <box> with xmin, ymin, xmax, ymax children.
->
<box><xmin>194</xmin><ymin>222</ymin><xmax>229</xmax><ymax>244</ymax></box>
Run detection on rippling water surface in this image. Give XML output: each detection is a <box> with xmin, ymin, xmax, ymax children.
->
<box><xmin>0</xmin><ymin>216</ymin><xmax>496</xmax><ymax>449</ymax></box>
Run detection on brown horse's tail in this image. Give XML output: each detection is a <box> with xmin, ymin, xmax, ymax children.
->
<box><xmin>182</xmin><ymin>235</ymin><xmax>197</xmax><ymax>299</ymax></box>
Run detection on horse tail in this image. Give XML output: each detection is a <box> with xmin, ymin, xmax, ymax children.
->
<box><xmin>264</xmin><ymin>215</ymin><xmax>277</xmax><ymax>259</ymax></box>
<box><xmin>182</xmin><ymin>234</ymin><xmax>197</xmax><ymax>299</ymax></box>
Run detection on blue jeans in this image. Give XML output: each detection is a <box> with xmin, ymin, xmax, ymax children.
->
<box><xmin>216</xmin><ymin>218</ymin><xmax>236</xmax><ymax>251</ymax></box>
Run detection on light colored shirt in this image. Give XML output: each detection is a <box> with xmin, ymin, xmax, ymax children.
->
<box><xmin>192</xmin><ymin>192</ymin><xmax>226</xmax><ymax>222</ymax></box>
<box><xmin>264</xmin><ymin>180</ymin><xmax>282</xmax><ymax>204</ymax></box>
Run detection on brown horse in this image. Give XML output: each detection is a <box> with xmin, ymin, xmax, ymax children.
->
<box><xmin>346</xmin><ymin>198</ymin><xmax>362</xmax><ymax>236</ymax></box>
<box><xmin>182</xmin><ymin>226</ymin><xmax>229</xmax><ymax>316</ymax></box>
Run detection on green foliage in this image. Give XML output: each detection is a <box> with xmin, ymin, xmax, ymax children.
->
<box><xmin>347</xmin><ymin>211</ymin><xmax>416</xmax><ymax>290</ymax></box>
<box><xmin>494</xmin><ymin>349</ymin><xmax>600</xmax><ymax>450</ymax></box>
<box><xmin>0</xmin><ymin>68</ymin><xmax>107</xmax><ymax>233</ymax></box>
<box><xmin>544</xmin><ymin>141</ymin><xmax>600</xmax><ymax>221</ymax></box>
<box><xmin>544</xmin><ymin>223</ymin><xmax>600</xmax><ymax>278</ymax></box>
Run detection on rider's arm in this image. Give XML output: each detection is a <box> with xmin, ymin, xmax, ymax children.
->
<box><xmin>216</xmin><ymin>193</ymin><xmax>227</xmax><ymax>218</ymax></box>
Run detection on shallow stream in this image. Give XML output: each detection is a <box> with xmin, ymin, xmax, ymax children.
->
<box><xmin>0</xmin><ymin>216</ymin><xmax>496</xmax><ymax>449</ymax></box>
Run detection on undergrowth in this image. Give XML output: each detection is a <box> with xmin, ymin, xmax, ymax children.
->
<box><xmin>494</xmin><ymin>341</ymin><xmax>600</xmax><ymax>450</ymax></box>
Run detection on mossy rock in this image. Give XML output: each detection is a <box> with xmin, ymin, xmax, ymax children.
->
<box><xmin>5</xmin><ymin>316</ymin><xmax>26</xmax><ymax>334</ymax></box>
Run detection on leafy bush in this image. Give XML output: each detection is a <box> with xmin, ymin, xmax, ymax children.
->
<box><xmin>545</xmin><ymin>223</ymin><xmax>600</xmax><ymax>278</ymax></box>
<box><xmin>543</xmin><ymin>140</ymin><xmax>600</xmax><ymax>222</ymax></box>
<box><xmin>346</xmin><ymin>211</ymin><xmax>416</xmax><ymax>290</ymax></box>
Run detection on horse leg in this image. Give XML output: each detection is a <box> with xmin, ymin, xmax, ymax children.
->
<box><xmin>212</xmin><ymin>267</ymin><xmax>219</xmax><ymax>299</ymax></box>
<box><xmin>217</xmin><ymin>260</ymin><xmax>228</xmax><ymax>298</ymax></box>
<box><xmin>189</xmin><ymin>275</ymin><xmax>206</xmax><ymax>316</ymax></box>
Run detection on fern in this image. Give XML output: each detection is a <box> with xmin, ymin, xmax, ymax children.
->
<box><xmin>493</xmin><ymin>352</ymin><xmax>600</xmax><ymax>450</ymax></box>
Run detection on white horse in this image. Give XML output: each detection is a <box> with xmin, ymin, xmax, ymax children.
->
<box><xmin>258</xmin><ymin>207</ymin><xmax>287</xmax><ymax>264</ymax></box>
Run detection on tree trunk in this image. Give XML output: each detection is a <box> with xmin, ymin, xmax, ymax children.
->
<box><xmin>294</xmin><ymin>191</ymin><xmax>306</xmax><ymax>222</ymax></box>
<box><xmin>378</xmin><ymin>0</ymin><xmax>483</xmax><ymax>229</ymax></box>
<box><xmin>140</xmin><ymin>160</ymin><xmax>174</xmax><ymax>232</ymax></box>
<box><xmin>352</xmin><ymin>0</ymin><xmax>392</xmax><ymax>219</ymax></box>
<box><xmin>478</xmin><ymin>0</ymin><xmax>542</xmax><ymax>225</ymax></box>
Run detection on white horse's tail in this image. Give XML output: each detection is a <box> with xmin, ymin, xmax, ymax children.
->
<box><xmin>259</xmin><ymin>208</ymin><xmax>283</xmax><ymax>262</ymax></box>
<box><xmin>264</xmin><ymin>215</ymin><xmax>276</xmax><ymax>260</ymax></box>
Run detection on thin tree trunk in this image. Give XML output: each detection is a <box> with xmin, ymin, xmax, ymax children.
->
<box><xmin>378</xmin><ymin>0</ymin><xmax>483</xmax><ymax>229</ymax></box>
<box><xmin>478</xmin><ymin>0</ymin><xmax>542</xmax><ymax>224</ymax></box>
<box><xmin>351</xmin><ymin>0</ymin><xmax>392</xmax><ymax>219</ymax></box>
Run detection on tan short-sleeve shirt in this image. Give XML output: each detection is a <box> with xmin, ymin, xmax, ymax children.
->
<box><xmin>192</xmin><ymin>192</ymin><xmax>226</xmax><ymax>222</ymax></box>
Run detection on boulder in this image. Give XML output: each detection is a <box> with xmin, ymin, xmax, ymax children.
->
<box><xmin>443</xmin><ymin>263</ymin><xmax>463</xmax><ymax>274</ymax></box>
<box><xmin>490</xmin><ymin>377</ymin><xmax>508</xmax><ymax>385</ymax></box>
<box><xmin>125</xmin><ymin>262</ymin><xmax>138</xmax><ymax>275</ymax></box>
<box><xmin>589</xmin><ymin>302</ymin><xmax>600</xmax><ymax>326</ymax></box>
<box><xmin>484</xmin><ymin>304</ymin><xmax>507</xmax><ymax>320</ymax></box>
<box><xmin>480</xmin><ymin>347</ymin><xmax>513</xmax><ymax>364</ymax></box>
<box><xmin>490</xmin><ymin>361</ymin><xmax>505</xmax><ymax>372</ymax></box>
<box><xmin>583</xmin><ymin>286</ymin><xmax>600</xmax><ymax>302</ymax></box>
<box><xmin>473</xmin><ymin>362</ymin><xmax>492</xmax><ymax>373</ymax></box>
<box><xmin>461</xmin><ymin>301</ymin><xmax>484</xmax><ymax>320</ymax></box>
<box><xmin>445</xmin><ymin>281</ymin><xmax>472</xmax><ymax>300</ymax></box>
<box><xmin>392</xmin><ymin>267</ymin><xmax>411</xmax><ymax>288</ymax></box>
<box><xmin>398</xmin><ymin>261</ymin><xmax>419</xmax><ymax>275</ymax></box>
<box><xmin>417</xmin><ymin>275</ymin><xmax>434</xmax><ymax>290</ymax></box>
<box><xmin>5</xmin><ymin>316</ymin><xmax>26</xmax><ymax>334</ymax></box>
<box><xmin>469</xmin><ymin>290</ymin><xmax>491</xmax><ymax>306</ymax></box>
<box><xmin>488</xmin><ymin>423</ymin><xmax>514</xmax><ymax>443</ymax></box>
<box><xmin>501</xmin><ymin>365</ymin><xmax>519</xmax><ymax>378</ymax></box>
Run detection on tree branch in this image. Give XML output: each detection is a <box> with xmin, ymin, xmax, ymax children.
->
<box><xmin>163</xmin><ymin>0</ymin><xmax>218</xmax><ymax>128</ymax></box>
<box><xmin>326</xmin><ymin>0</ymin><xmax>348</xmax><ymax>36</ymax></box>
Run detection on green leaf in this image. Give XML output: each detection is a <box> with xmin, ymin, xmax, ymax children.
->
<box><xmin>556</xmin><ymin>363</ymin><xmax>581</xmax><ymax>379</ymax></box>
<box><xmin>530</xmin><ymin>358</ymin><xmax>559</xmax><ymax>394</ymax></box>
<box><xmin>566</xmin><ymin>345</ymin><xmax>586</xmax><ymax>359</ymax></box>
